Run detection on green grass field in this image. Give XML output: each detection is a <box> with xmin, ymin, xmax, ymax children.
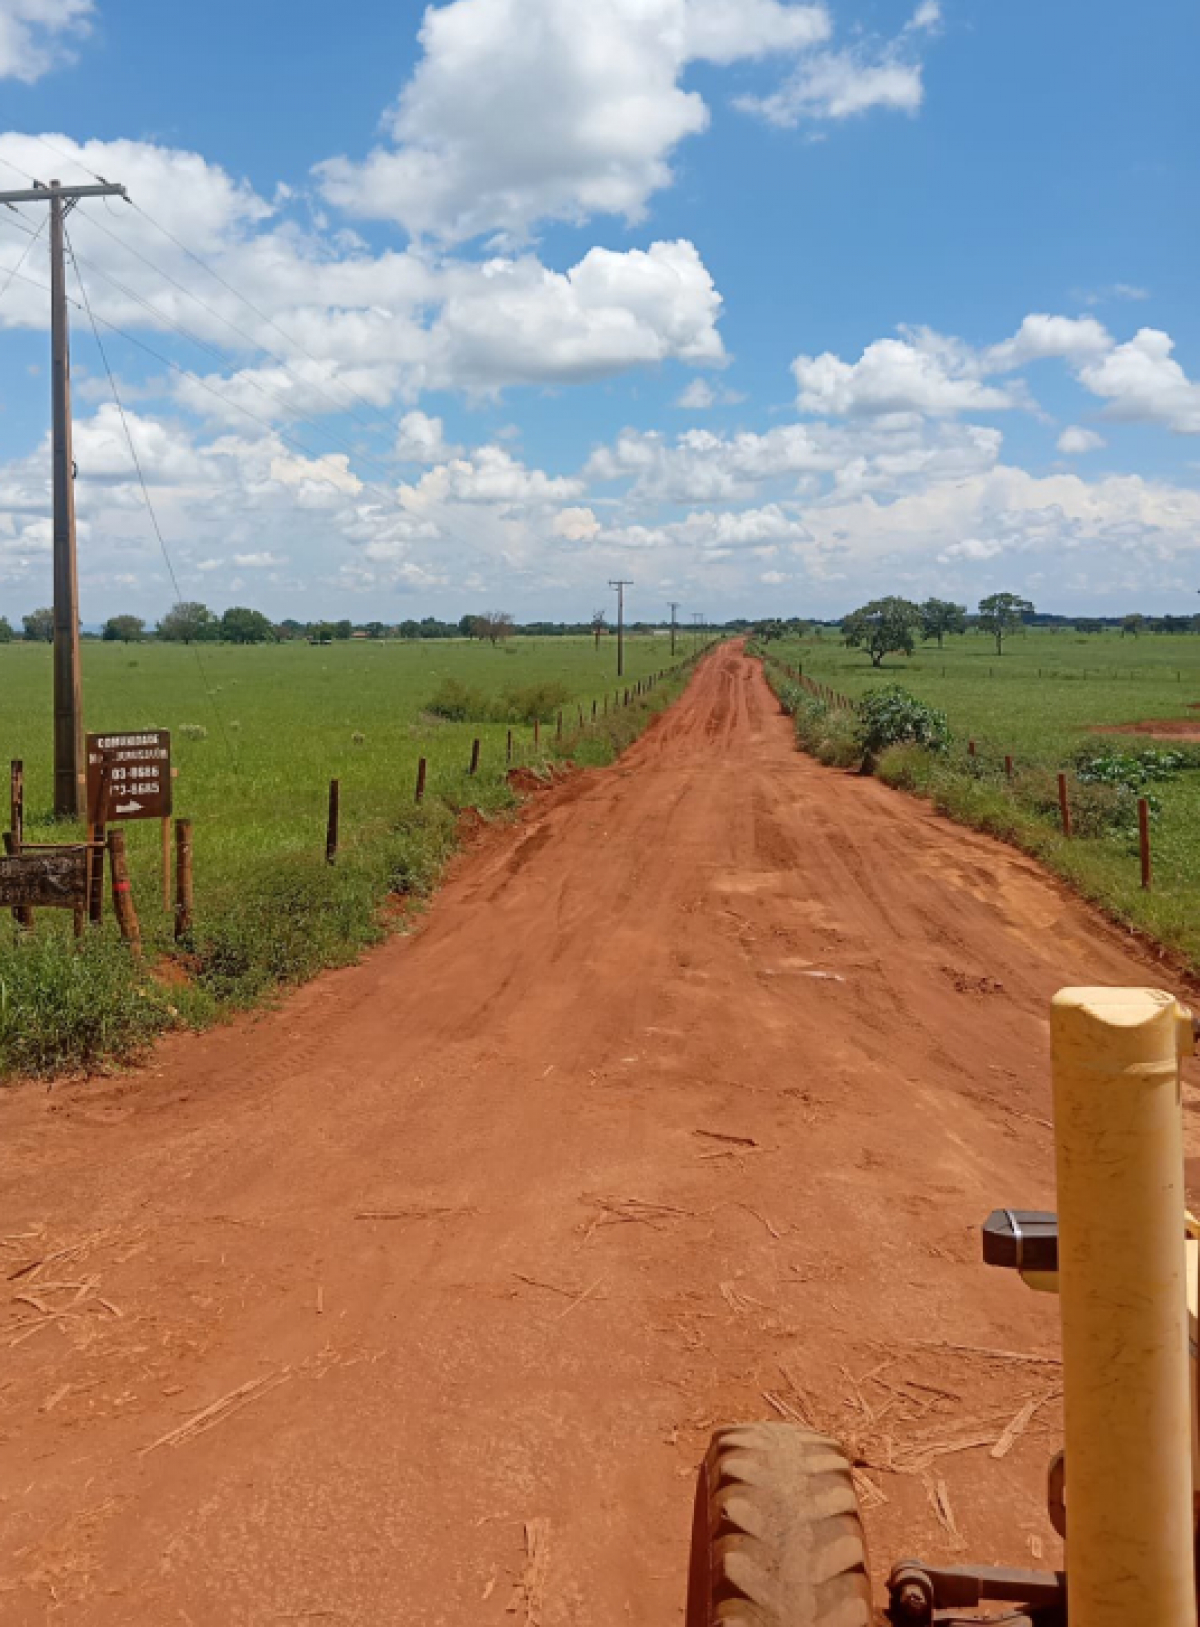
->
<box><xmin>0</xmin><ymin>634</ymin><xmax>694</xmax><ymax>1076</ymax></box>
<box><xmin>765</xmin><ymin>628</ymin><xmax>1200</xmax><ymax>976</ymax></box>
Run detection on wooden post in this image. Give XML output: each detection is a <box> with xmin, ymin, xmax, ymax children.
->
<box><xmin>7</xmin><ymin>761</ymin><xmax>34</xmax><ymax>930</ymax></box>
<box><xmin>161</xmin><ymin>814</ymin><xmax>171</xmax><ymax>911</ymax></box>
<box><xmin>968</xmin><ymin>739</ymin><xmax>976</xmax><ymax>757</ymax></box>
<box><xmin>87</xmin><ymin>823</ymin><xmax>104</xmax><ymax>924</ymax></box>
<box><xmin>534</xmin><ymin>718</ymin><xmax>540</xmax><ymax>748</ymax></box>
<box><xmin>591</xmin><ymin>698</ymin><xmax>597</xmax><ymax>721</ymax></box>
<box><xmin>3</xmin><ymin>832</ymin><xmax>34</xmax><ymax>932</ymax></box>
<box><xmin>469</xmin><ymin>738</ymin><xmax>481</xmax><ymax>775</ymax></box>
<box><xmin>1058</xmin><ymin>772</ymin><xmax>1072</xmax><ymax>839</ymax></box>
<box><xmin>506</xmin><ymin>728</ymin><xmax>513</xmax><ymax>764</ymax></box>
<box><xmin>9</xmin><ymin>759</ymin><xmax>22</xmax><ymax>845</ymax></box>
<box><xmin>1005</xmin><ymin>755</ymin><xmax>1014</xmax><ymax>780</ymax></box>
<box><xmin>577</xmin><ymin>705</ymin><xmax>583</xmax><ymax>729</ymax></box>
<box><xmin>174</xmin><ymin>818</ymin><xmax>193</xmax><ymax>940</ymax></box>
<box><xmin>415</xmin><ymin>757</ymin><xmax>427</xmax><ymax>803</ymax></box>
<box><xmin>556</xmin><ymin>710</ymin><xmax>563</xmax><ymax>742</ymax></box>
<box><xmin>107</xmin><ymin>828</ymin><xmax>141</xmax><ymax>953</ymax></box>
<box><xmin>1138</xmin><ymin>798</ymin><xmax>1152</xmax><ymax>891</ymax></box>
<box><xmin>325</xmin><ymin>778</ymin><xmax>340</xmax><ymax>864</ymax></box>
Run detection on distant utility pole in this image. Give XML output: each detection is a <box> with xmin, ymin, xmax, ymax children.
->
<box><xmin>0</xmin><ymin>177</ymin><xmax>127</xmax><ymax>816</ymax></box>
<box><xmin>609</xmin><ymin>579</ymin><xmax>632</xmax><ymax>677</ymax></box>
<box><xmin>692</xmin><ymin>612</ymin><xmax>703</xmax><ymax>655</ymax></box>
<box><xmin>668</xmin><ymin>601</ymin><xmax>679</xmax><ymax>657</ymax></box>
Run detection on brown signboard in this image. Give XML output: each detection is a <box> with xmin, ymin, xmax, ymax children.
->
<box><xmin>0</xmin><ymin>848</ymin><xmax>88</xmax><ymax>909</ymax></box>
<box><xmin>86</xmin><ymin>730</ymin><xmax>172</xmax><ymax>822</ymax></box>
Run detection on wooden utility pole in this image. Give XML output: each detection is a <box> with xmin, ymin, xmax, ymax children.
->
<box><xmin>0</xmin><ymin>177</ymin><xmax>127</xmax><ymax>817</ymax></box>
<box><xmin>609</xmin><ymin>579</ymin><xmax>632</xmax><ymax>678</ymax></box>
<box><xmin>668</xmin><ymin>601</ymin><xmax>679</xmax><ymax>657</ymax></box>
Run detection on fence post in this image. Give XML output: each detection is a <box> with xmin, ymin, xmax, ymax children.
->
<box><xmin>174</xmin><ymin>818</ymin><xmax>193</xmax><ymax>941</ymax></box>
<box><xmin>1005</xmin><ymin>754</ymin><xmax>1014</xmax><ymax>780</ymax></box>
<box><xmin>968</xmin><ymin>739</ymin><xmax>976</xmax><ymax>757</ymax></box>
<box><xmin>1138</xmin><ymin>798</ymin><xmax>1152</xmax><ymax>890</ymax></box>
<box><xmin>107</xmin><ymin>829</ymin><xmax>141</xmax><ymax>954</ymax></box>
<box><xmin>469</xmin><ymin>738</ymin><xmax>481</xmax><ymax>775</ymax></box>
<box><xmin>506</xmin><ymin>728</ymin><xmax>513</xmax><ymax>764</ymax></box>
<box><xmin>415</xmin><ymin>757</ymin><xmax>427</xmax><ymax>804</ymax></box>
<box><xmin>7</xmin><ymin>761</ymin><xmax>34</xmax><ymax>931</ymax></box>
<box><xmin>1058</xmin><ymin>772</ymin><xmax>1072</xmax><ymax>838</ymax></box>
<box><xmin>556</xmin><ymin>711</ymin><xmax>563</xmax><ymax>742</ymax></box>
<box><xmin>592</xmin><ymin>698</ymin><xmax>597</xmax><ymax>720</ymax></box>
<box><xmin>325</xmin><ymin>778</ymin><xmax>340</xmax><ymax>864</ymax></box>
<box><xmin>534</xmin><ymin>718</ymin><xmax>540</xmax><ymax>748</ymax></box>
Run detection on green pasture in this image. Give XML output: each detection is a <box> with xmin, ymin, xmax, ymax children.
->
<box><xmin>0</xmin><ymin>634</ymin><xmax>692</xmax><ymax>1076</ymax></box>
<box><xmin>767</xmin><ymin>628</ymin><xmax>1200</xmax><ymax>974</ymax></box>
<box><xmin>770</xmin><ymin>627</ymin><xmax>1200</xmax><ymax>759</ymax></box>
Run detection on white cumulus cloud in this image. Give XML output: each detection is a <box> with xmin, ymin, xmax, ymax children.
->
<box><xmin>1057</xmin><ymin>426</ymin><xmax>1105</xmax><ymax>455</ymax></box>
<box><xmin>1077</xmin><ymin>329</ymin><xmax>1200</xmax><ymax>435</ymax></box>
<box><xmin>315</xmin><ymin>0</ymin><xmax>915</xmax><ymax>241</ymax></box>
<box><xmin>0</xmin><ymin>0</ymin><xmax>92</xmax><ymax>82</ymax></box>
<box><xmin>792</xmin><ymin>334</ymin><xmax>1012</xmax><ymax>417</ymax></box>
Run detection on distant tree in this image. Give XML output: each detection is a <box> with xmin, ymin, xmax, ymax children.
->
<box><xmin>220</xmin><ymin>606</ymin><xmax>275</xmax><ymax>645</ymax></box>
<box><xmin>977</xmin><ymin>592</ymin><xmax>1034</xmax><ymax>656</ymax></box>
<box><xmin>591</xmin><ymin>608</ymin><xmax>607</xmax><ymax>649</ymax></box>
<box><xmin>0</xmin><ymin>615</ymin><xmax>12</xmax><ymax>643</ymax></box>
<box><xmin>158</xmin><ymin>601</ymin><xmax>216</xmax><ymax>644</ymax></box>
<box><xmin>103</xmin><ymin>614</ymin><xmax>145</xmax><ymax>644</ymax></box>
<box><xmin>756</xmin><ymin>619</ymin><xmax>787</xmax><ymax>643</ymax></box>
<box><xmin>459</xmin><ymin>614</ymin><xmax>482</xmax><ymax>639</ymax></box>
<box><xmin>23</xmin><ymin>607</ymin><xmax>53</xmax><ymax>643</ymax></box>
<box><xmin>480</xmin><ymin>610</ymin><xmax>514</xmax><ymax>646</ymax></box>
<box><xmin>1074</xmin><ymin>618</ymin><xmax>1104</xmax><ymax>635</ymax></box>
<box><xmin>333</xmin><ymin>619</ymin><xmax>353</xmax><ymax>640</ymax></box>
<box><xmin>842</xmin><ymin>597</ymin><xmax>921</xmax><ymax>667</ymax></box>
<box><xmin>362</xmin><ymin>621</ymin><xmax>388</xmax><ymax>639</ymax></box>
<box><xmin>1121</xmin><ymin>614</ymin><xmax>1145</xmax><ymax>638</ymax></box>
<box><xmin>919</xmin><ymin>598</ymin><xmax>967</xmax><ymax>648</ymax></box>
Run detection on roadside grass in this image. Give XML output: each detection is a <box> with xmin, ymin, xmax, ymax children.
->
<box><xmin>0</xmin><ymin>636</ymin><xmax>700</xmax><ymax>1079</ymax></box>
<box><xmin>759</xmin><ymin>630</ymin><xmax>1200</xmax><ymax>975</ymax></box>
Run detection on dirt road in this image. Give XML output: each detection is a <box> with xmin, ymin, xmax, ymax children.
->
<box><xmin>2</xmin><ymin>643</ymin><xmax>1196</xmax><ymax>1624</ymax></box>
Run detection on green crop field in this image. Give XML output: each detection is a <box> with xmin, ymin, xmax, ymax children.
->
<box><xmin>0</xmin><ymin>634</ymin><xmax>696</xmax><ymax>1077</ymax></box>
<box><xmin>762</xmin><ymin>627</ymin><xmax>1200</xmax><ymax>978</ymax></box>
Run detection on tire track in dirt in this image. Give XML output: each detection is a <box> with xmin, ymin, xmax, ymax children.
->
<box><xmin>1</xmin><ymin>641</ymin><xmax>1197</xmax><ymax>1624</ymax></box>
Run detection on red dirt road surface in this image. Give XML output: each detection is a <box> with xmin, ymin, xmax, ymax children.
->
<box><xmin>3</xmin><ymin>642</ymin><xmax>1198</xmax><ymax>1624</ymax></box>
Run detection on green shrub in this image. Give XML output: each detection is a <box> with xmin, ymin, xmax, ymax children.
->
<box><xmin>426</xmin><ymin>677</ymin><xmax>490</xmax><ymax>722</ymax></box>
<box><xmin>857</xmin><ymin>685</ymin><xmax>949</xmax><ymax>767</ymax></box>
<box><xmin>503</xmin><ymin>681</ymin><xmax>571</xmax><ymax>723</ymax></box>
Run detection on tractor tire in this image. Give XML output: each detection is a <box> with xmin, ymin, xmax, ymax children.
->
<box><xmin>686</xmin><ymin>1421</ymin><xmax>874</xmax><ymax>1627</ymax></box>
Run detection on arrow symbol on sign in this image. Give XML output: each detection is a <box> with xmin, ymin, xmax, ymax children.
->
<box><xmin>114</xmin><ymin>800</ymin><xmax>143</xmax><ymax>814</ymax></box>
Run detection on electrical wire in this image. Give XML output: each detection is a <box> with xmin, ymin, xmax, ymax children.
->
<box><xmin>66</xmin><ymin>224</ymin><xmax>238</xmax><ymax>768</ymax></box>
<box><xmin>0</xmin><ymin>212</ymin><xmax>47</xmax><ymax>307</ymax></box>
<box><xmin>74</xmin><ymin>205</ymin><xmax>395</xmax><ymax>440</ymax></box>
<box><xmin>64</xmin><ymin>226</ymin><xmax>416</xmax><ymax>494</ymax></box>
<box><xmin>124</xmin><ymin>195</ymin><xmax>411</xmax><ymax>439</ymax></box>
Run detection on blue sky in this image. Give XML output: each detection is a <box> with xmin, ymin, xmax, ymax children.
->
<box><xmin>0</xmin><ymin>0</ymin><xmax>1197</xmax><ymax>625</ymax></box>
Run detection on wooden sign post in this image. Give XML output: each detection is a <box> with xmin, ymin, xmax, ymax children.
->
<box><xmin>86</xmin><ymin>730</ymin><xmax>172</xmax><ymax>824</ymax></box>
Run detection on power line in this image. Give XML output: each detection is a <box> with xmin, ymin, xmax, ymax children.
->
<box><xmin>15</xmin><ymin>140</ymin><xmax>413</xmax><ymax>443</ymax></box>
<box><xmin>76</xmin><ymin>204</ymin><xmax>397</xmax><ymax>442</ymax></box>
<box><xmin>125</xmin><ymin>196</ymin><xmax>410</xmax><ymax>439</ymax></box>
<box><xmin>3</xmin><ymin>249</ymin><xmax>498</xmax><ymax>580</ymax></box>
<box><xmin>66</xmin><ymin>222</ymin><xmax>238</xmax><ymax>767</ymax></box>
<box><xmin>0</xmin><ymin>212</ymin><xmax>47</xmax><ymax>306</ymax></box>
<box><xmin>0</xmin><ymin>257</ymin><xmax>409</xmax><ymax>511</ymax></box>
<box><xmin>59</xmin><ymin>230</ymin><xmax>409</xmax><ymax>486</ymax></box>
